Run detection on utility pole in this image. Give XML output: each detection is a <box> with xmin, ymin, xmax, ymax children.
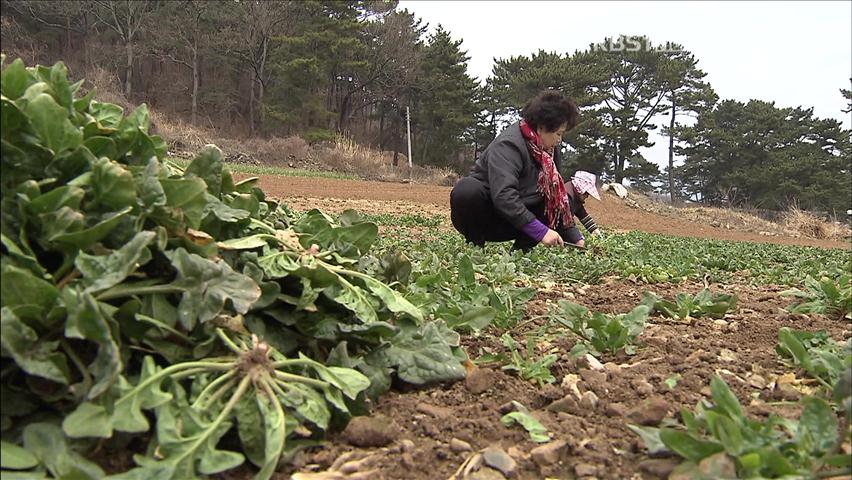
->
<box><xmin>406</xmin><ymin>106</ymin><xmax>413</xmax><ymax>181</ymax></box>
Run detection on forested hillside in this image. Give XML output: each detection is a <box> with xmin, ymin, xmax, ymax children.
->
<box><xmin>2</xmin><ymin>0</ymin><xmax>850</xmax><ymax>213</ymax></box>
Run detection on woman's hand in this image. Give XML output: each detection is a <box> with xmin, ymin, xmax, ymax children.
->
<box><xmin>576</xmin><ymin>238</ymin><xmax>585</xmax><ymax>248</ymax></box>
<box><xmin>541</xmin><ymin>229</ymin><xmax>565</xmax><ymax>247</ymax></box>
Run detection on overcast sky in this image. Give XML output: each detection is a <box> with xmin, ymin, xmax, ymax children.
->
<box><xmin>397</xmin><ymin>0</ymin><xmax>852</xmax><ymax>171</ymax></box>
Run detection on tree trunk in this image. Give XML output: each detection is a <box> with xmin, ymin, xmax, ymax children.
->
<box><xmin>379</xmin><ymin>107</ymin><xmax>385</xmax><ymax>150</ymax></box>
<box><xmin>338</xmin><ymin>92</ymin><xmax>352</xmax><ymax>134</ymax></box>
<box><xmin>614</xmin><ymin>142</ymin><xmax>624</xmax><ymax>183</ymax></box>
<box><xmin>125</xmin><ymin>40</ymin><xmax>133</xmax><ymax>98</ymax></box>
<box><xmin>248</xmin><ymin>76</ymin><xmax>256</xmax><ymax>136</ymax></box>
<box><xmin>668</xmin><ymin>94</ymin><xmax>677</xmax><ymax>204</ymax></box>
<box><xmin>257</xmin><ymin>36</ymin><xmax>268</xmax><ymax>134</ymax></box>
<box><xmin>191</xmin><ymin>42</ymin><xmax>199</xmax><ymax>125</ymax></box>
<box><xmin>65</xmin><ymin>17</ymin><xmax>72</xmax><ymax>53</ymax></box>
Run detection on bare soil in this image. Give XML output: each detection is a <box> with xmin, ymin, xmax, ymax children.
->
<box><xmin>278</xmin><ymin>279</ymin><xmax>850</xmax><ymax>480</ymax></box>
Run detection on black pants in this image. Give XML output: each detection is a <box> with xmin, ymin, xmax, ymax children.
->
<box><xmin>450</xmin><ymin>176</ymin><xmax>582</xmax><ymax>251</ymax></box>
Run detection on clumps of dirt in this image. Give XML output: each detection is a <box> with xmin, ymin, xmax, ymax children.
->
<box><xmin>284</xmin><ymin>279</ymin><xmax>849</xmax><ymax>480</ymax></box>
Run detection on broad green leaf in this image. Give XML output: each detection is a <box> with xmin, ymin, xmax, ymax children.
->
<box><xmin>376</xmin><ymin>321</ymin><xmax>466</xmax><ymax>384</ymax></box>
<box><xmin>235</xmin><ymin>393</ymin><xmax>265</xmax><ymax>468</ymax></box>
<box><xmin>1</xmin><ymin>58</ymin><xmax>35</xmax><ymax>99</ymax></box>
<box><xmin>40</xmin><ymin>205</ymin><xmax>85</xmax><ymax>242</ymax></box>
<box><xmin>0</xmin><ymin>233</ymin><xmax>46</xmax><ymax>278</ymax></box>
<box><xmin>255</xmin><ymin>388</ymin><xmax>286</xmax><ymax>480</ymax></box>
<box><xmin>137</xmin><ymin>157</ymin><xmax>166</xmax><ymax>211</ymax></box>
<box><xmin>62</xmin><ymin>289</ymin><xmax>122</xmax><ymax>398</ymax></box>
<box><xmin>797</xmin><ymin>396</ymin><xmax>837</xmax><ymax>454</ymax></box>
<box><xmin>458</xmin><ymin>255</ymin><xmax>475</xmax><ymax>286</ymax></box>
<box><xmin>834</xmin><ymin>367</ymin><xmax>852</xmax><ymax>404</ymax></box>
<box><xmin>26</xmin><ymin>185</ymin><xmax>85</xmax><ymax>216</ymax></box>
<box><xmin>148</xmin><ymin>394</ymin><xmax>244</xmax><ymax>477</ymax></box>
<box><xmin>501</xmin><ymin>410</ymin><xmax>551</xmax><ymax>443</ymax></box>
<box><xmin>0</xmin><ymin>307</ymin><xmax>69</xmax><ymax>384</ymax></box>
<box><xmin>277</xmin><ymin>381</ymin><xmax>330</xmax><ymax>430</ymax></box>
<box><xmin>0</xmin><ymin>264</ymin><xmax>59</xmax><ymax>323</ymax></box>
<box><xmin>217</xmin><ymin>234</ymin><xmax>274</xmax><ymax>251</ymax></box>
<box><xmin>659</xmin><ymin>429</ymin><xmax>724</xmax><ymax>462</ymax></box>
<box><xmin>86</xmin><ymin>102</ymin><xmax>122</xmax><ymax>133</ymax></box>
<box><xmin>105</xmin><ymin>465</ymin><xmax>177</xmax><ymax>480</ymax></box>
<box><xmin>709</xmin><ymin>376</ymin><xmax>743</xmax><ymax>420</ymax></box>
<box><xmin>35</xmin><ymin>62</ymin><xmax>73</xmax><ymax>109</ymax></box>
<box><xmin>113</xmin><ymin>357</ymin><xmax>173</xmax><ymax>433</ymax></box>
<box><xmin>84</xmin><ymin>136</ymin><xmax>117</xmax><ymax>158</ymax></box>
<box><xmin>777</xmin><ymin>328</ymin><xmax>812</xmax><ymax>370</ymax></box>
<box><xmin>447</xmin><ymin>306</ymin><xmax>496</xmax><ymax>332</ymax></box>
<box><xmin>184</xmin><ymin>145</ymin><xmax>224</xmax><ymax>197</ymax></box>
<box><xmin>319</xmin><ymin>273</ymin><xmax>380</xmax><ymax>323</ymax></box>
<box><xmin>0</xmin><ymin>440</ymin><xmax>39</xmax><ymax>470</ymax></box>
<box><xmin>22</xmin><ymin>422</ymin><xmax>105</xmax><ymax>480</ymax></box>
<box><xmin>73</xmin><ymin>86</ymin><xmax>95</xmax><ymax>112</ymax></box>
<box><xmin>22</xmin><ymin>92</ymin><xmax>82</xmax><ymax>154</ymax></box>
<box><xmin>313</xmin><ymin>364</ymin><xmax>370</xmax><ymax>400</ymax></box>
<box><xmin>159</xmin><ymin>177</ymin><xmax>208</xmax><ymax>229</ymax></box>
<box><xmin>203</xmin><ymin>193</ymin><xmax>250</xmax><ymax>223</ymax></box>
<box><xmin>50</xmin><ymin>206</ymin><xmax>132</xmax><ymax>249</ymax></box>
<box><xmin>627</xmin><ymin>425</ymin><xmax>669</xmax><ymax>455</ymax></box>
<box><xmin>329</xmin><ymin>222</ymin><xmax>378</xmax><ymax>256</ymax></box>
<box><xmin>62</xmin><ymin>402</ymin><xmax>113</xmax><ymax>438</ymax></box>
<box><xmin>167</xmin><ymin>248</ymin><xmax>261</xmax><ymax>329</ymax></box>
<box><xmin>824</xmin><ymin>452</ymin><xmax>852</xmax><ymax>467</ymax></box>
<box><xmin>225</xmin><ymin>192</ymin><xmax>260</xmax><ymax>218</ymax></box>
<box><xmin>76</xmin><ymin>230</ymin><xmax>155</xmax><ymax>293</ymax></box>
<box><xmin>349</xmin><ymin>272</ymin><xmax>423</xmax><ymax>322</ymax></box>
<box><xmin>91</xmin><ymin>157</ymin><xmax>137</xmax><ymax>209</ymax></box>
<box><xmin>1</xmin><ymin>97</ymin><xmax>28</xmax><ymax>143</ymax></box>
<box><xmin>704</xmin><ymin>411</ymin><xmax>744</xmax><ymax>456</ymax></box>
<box><xmin>757</xmin><ymin>446</ymin><xmax>797</xmax><ymax>476</ymax></box>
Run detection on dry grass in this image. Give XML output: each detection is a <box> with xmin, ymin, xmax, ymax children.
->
<box><xmin>79</xmin><ymin>66</ymin><xmax>133</xmax><ymax>111</ymax></box>
<box><xmin>313</xmin><ymin>135</ymin><xmax>458</xmax><ymax>185</ymax></box>
<box><xmin>630</xmin><ymin>191</ymin><xmax>851</xmax><ymax>241</ymax></box>
<box><xmin>783</xmin><ymin>205</ymin><xmax>849</xmax><ymax>241</ymax></box>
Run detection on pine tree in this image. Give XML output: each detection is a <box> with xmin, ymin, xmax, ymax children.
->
<box><xmin>410</xmin><ymin>26</ymin><xmax>478</xmax><ymax>170</ymax></box>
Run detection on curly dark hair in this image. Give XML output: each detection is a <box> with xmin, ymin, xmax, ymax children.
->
<box><xmin>521</xmin><ymin>90</ymin><xmax>580</xmax><ymax>132</ymax></box>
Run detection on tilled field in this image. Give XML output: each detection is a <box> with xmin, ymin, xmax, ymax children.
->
<box><xmin>279</xmin><ymin>279</ymin><xmax>849</xmax><ymax>480</ymax></box>
<box><xmin>245</xmin><ymin>174</ymin><xmax>850</xmax><ymax>250</ymax></box>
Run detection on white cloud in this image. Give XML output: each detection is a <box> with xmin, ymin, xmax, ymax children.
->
<box><xmin>398</xmin><ymin>0</ymin><xmax>851</xmax><ymax>170</ymax></box>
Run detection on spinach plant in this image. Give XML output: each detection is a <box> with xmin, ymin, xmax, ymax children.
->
<box><xmin>643</xmin><ymin>288</ymin><xmax>737</xmax><ymax>322</ymax></box>
<box><xmin>553</xmin><ymin>300</ymin><xmax>649</xmax><ymax>357</ymax></box>
<box><xmin>782</xmin><ymin>274</ymin><xmax>851</xmax><ymax>320</ymax></box>
<box><xmin>631</xmin><ymin>376</ymin><xmax>850</xmax><ymax>479</ymax></box>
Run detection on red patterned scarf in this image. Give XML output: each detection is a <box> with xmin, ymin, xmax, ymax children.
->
<box><xmin>519</xmin><ymin>120</ymin><xmax>573</xmax><ymax>228</ymax></box>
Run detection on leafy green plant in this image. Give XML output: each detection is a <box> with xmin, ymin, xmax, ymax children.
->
<box><xmin>776</xmin><ymin>328</ymin><xmax>852</xmax><ymax>392</ymax></box>
<box><xmin>631</xmin><ymin>376</ymin><xmax>851</xmax><ymax>479</ymax></box>
<box><xmin>553</xmin><ymin>300</ymin><xmax>650</xmax><ymax>357</ymax></box>
<box><xmin>781</xmin><ymin>274</ymin><xmax>851</xmax><ymax>320</ymax></box>
<box><xmin>68</xmin><ymin>330</ymin><xmax>368</xmax><ymax>480</ymax></box>
<box><xmin>500</xmin><ymin>401</ymin><xmax>551</xmax><ymax>443</ymax></box>
<box><xmin>499</xmin><ymin>333</ymin><xmax>557</xmax><ymax>386</ymax></box>
<box><xmin>0</xmin><ymin>57</ymin><xmax>468</xmax><ymax>478</ymax></box>
<box><xmin>405</xmin><ymin>252</ymin><xmax>535</xmax><ymax>331</ymax></box>
<box><xmin>643</xmin><ymin>288</ymin><xmax>737</xmax><ymax>322</ymax></box>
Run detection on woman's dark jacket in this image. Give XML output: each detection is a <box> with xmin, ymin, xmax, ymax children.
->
<box><xmin>466</xmin><ymin>122</ymin><xmax>596</xmax><ymax>233</ymax></box>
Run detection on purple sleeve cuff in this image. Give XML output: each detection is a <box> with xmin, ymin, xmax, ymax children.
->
<box><xmin>521</xmin><ymin>219</ymin><xmax>549</xmax><ymax>242</ymax></box>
